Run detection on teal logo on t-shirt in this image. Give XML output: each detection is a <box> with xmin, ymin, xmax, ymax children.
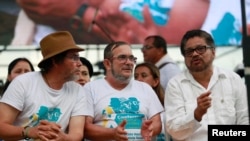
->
<box><xmin>25</xmin><ymin>106</ymin><xmax>62</xmax><ymax>126</ymax></box>
<box><xmin>102</xmin><ymin>97</ymin><xmax>145</xmax><ymax>128</ymax></box>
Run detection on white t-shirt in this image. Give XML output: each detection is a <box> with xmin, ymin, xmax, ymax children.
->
<box><xmin>83</xmin><ymin>79</ymin><xmax>164</xmax><ymax>141</ymax></box>
<box><xmin>0</xmin><ymin>71</ymin><xmax>87</xmax><ymax>132</ymax></box>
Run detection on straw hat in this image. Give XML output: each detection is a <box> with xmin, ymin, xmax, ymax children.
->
<box><xmin>38</xmin><ymin>31</ymin><xmax>84</xmax><ymax>68</ymax></box>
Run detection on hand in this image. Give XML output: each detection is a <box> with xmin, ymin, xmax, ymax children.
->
<box><xmin>141</xmin><ymin>120</ymin><xmax>153</xmax><ymax>141</ymax></box>
<box><xmin>125</xmin><ymin>5</ymin><xmax>158</xmax><ymax>42</ymax></box>
<box><xmin>194</xmin><ymin>91</ymin><xmax>212</xmax><ymax>121</ymax></box>
<box><xmin>113</xmin><ymin>120</ymin><xmax>128</xmax><ymax>141</ymax></box>
<box><xmin>38</xmin><ymin>130</ymin><xmax>66</xmax><ymax>141</ymax></box>
<box><xmin>36</xmin><ymin>120</ymin><xmax>62</xmax><ymax>141</ymax></box>
<box><xmin>16</xmin><ymin>0</ymin><xmax>83</xmax><ymax>27</ymax></box>
<box><xmin>96</xmin><ymin>5</ymin><xmax>157</xmax><ymax>43</ymax></box>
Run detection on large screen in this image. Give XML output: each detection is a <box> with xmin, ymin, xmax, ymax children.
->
<box><xmin>0</xmin><ymin>0</ymin><xmax>248</xmax><ymax>47</ymax></box>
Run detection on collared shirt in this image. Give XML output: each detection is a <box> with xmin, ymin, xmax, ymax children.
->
<box><xmin>164</xmin><ymin>66</ymin><xmax>249</xmax><ymax>141</ymax></box>
<box><xmin>155</xmin><ymin>54</ymin><xmax>181</xmax><ymax>89</ymax></box>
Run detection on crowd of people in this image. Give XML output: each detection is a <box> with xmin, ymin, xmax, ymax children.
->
<box><xmin>0</xmin><ymin>29</ymin><xmax>249</xmax><ymax>141</ymax></box>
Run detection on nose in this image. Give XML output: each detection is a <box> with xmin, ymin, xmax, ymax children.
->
<box><xmin>21</xmin><ymin>71</ymin><xmax>26</xmax><ymax>74</ymax></box>
<box><xmin>192</xmin><ymin>50</ymin><xmax>200</xmax><ymax>56</ymax></box>
<box><xmin>77</xmin><ymin>60</ymin><xmax>82</xmax><ymax>66</ymax></box>
<box><xmin>136</xmin><ymin>76</ymin><xmax>143</xmax><ymax>81</ymax></box>
<box><xmin>141</xmin><ymin>48</ymin><xmax>146</xmax><ymax>53</ymax></box>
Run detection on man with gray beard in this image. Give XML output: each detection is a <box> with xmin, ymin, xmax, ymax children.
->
<box><xmin>83</xmin><ymin>41</ymin><xmax>164</xmax><ymax>141</ymax></box>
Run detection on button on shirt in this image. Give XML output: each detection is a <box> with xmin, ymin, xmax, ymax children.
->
<box><xmin>164</xmin><ymin>66</ymin><xmax>249</xmax><ymax>141</ymax></box>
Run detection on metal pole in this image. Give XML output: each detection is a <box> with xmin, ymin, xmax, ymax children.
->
<box><xmin>240</xmin><ymin>0</ymin><xmax>250</xmax><ymax>123</ymax></box>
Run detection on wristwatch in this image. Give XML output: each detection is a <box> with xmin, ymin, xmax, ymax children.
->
<box><xmin>70</xmin><ymin>4</ymin><xmax>88</xmax><ymax>30</ymax></box>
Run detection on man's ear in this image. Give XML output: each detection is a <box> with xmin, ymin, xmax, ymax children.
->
<box><xmin>7</xmin><ymin>74</ymin><xmax>11</xmax><ymax>81</ymax></box>
<box><xmin>103</xmin><ymin>59</ymin><xmax>110</xmax><ymax>71</ymax></box>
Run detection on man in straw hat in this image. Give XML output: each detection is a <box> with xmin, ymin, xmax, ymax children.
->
<box><xmin>0</xmin><ymin>31</ymin><xmax>87</xmax><ymax>140</ymax></box>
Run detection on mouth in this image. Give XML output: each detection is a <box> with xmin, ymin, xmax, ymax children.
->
<box><xmin>75</xmin><ymin>69</ymin><xmax>80</xmax><ymax>73</ymax></box>
<box><xmin>191</xmin><ymin>58</ymin><xmax>202</xmax><ymax>65</ymax></box>
<box><xmin>122</xmin><ymin>67</ymin><xmax>133</xmax><ymax>72</ymax></box>
<box><xmin>123</xmin><ymin>69</ymin><xmax>132</xmax><ymax>72</ymax></box>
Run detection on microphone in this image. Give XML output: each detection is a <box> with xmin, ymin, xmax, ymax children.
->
<box><xmin>88</xmin><ymin>8</ymin><xmax>99</xmax><ymax>32</ymax></box>
<box><xmin>87</xmin><ymin>8</ymin><xmax>114</xmax><ymax>42</ymax></box>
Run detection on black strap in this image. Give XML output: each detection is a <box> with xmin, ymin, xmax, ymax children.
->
<box><xmin>158</xmin><ymin>62</ymin><xmax>171</xmax><ymax>69</ymax></box>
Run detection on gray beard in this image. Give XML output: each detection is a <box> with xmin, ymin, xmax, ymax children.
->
<box><xmin>67</xmin><ymin>73</ymin><xmax>79</xmax><ymax>82</ymax></box>
<box><xmin>111</xmin><ymin>69</ymin><xmax>132</xmax><ymax>84</ymax></box>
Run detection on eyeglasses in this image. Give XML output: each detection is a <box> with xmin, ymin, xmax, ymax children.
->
<box><xmin>183</xmin><ymin>45</ymin><xmax>213</xmax><ymax>57</ymax></box>
<box><xmin>66</xmin><ymin>54</ymin><xmax>80</xmax><ymax>61</ymax></box>
<box><xmin>110</xmin><ymin>55</ymin><xmax>137</xmax><ymax>63</ymax></box>
<box><xmin>141</xmin><ymin>45</ymin><xmax>154</xmax><ymax>51</ymax></box>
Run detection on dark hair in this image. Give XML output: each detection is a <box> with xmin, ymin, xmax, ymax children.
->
<box><xmin>39</xmin><ymin>51</ymin><xmax>68</xmax><ymax>73</ymax></box>
<box><xmin>135</xmin><ymin>62</ymin><xmax>165</xmax><ymax>106</ymax></box>
<box><xmin>1</xmin><ymin>57</ymin><xmax>35</xmax><ymax>96</ymax></box>
<box><xmin>102</xmin><ymin>41</ymin><xmax>130</xmax><ymax>75</ymax></box>
<box><xmin>145</xmin><ymin>35</ymin><xmax>167</xmax><ymax>54</ymax></box>
<box><xmin>104</xmin><ymin>41</ymin><xmax>129</xmax><ymax>59</ymax></box>
<box><xmin>180</xmin><ymin>29</ymin><xmax>215</xmax><ymax>56</ymax></box>
<box><xmin>80</xmin><ymin>57</ymin><xmax>93</xmax><ymax>77</ymax></box>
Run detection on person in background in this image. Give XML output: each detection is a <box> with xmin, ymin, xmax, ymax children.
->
<box><xmin>135</xmin><ymin>62</ymin><xmax>172</xmax><ymax>141</ymax></box>
<box><xmin>0</xmin><ymin>57</ymin><xmax>34</xmax><ymax>141</ymax></box>
<box><xmin>165</xmin><ymin>29</ymin><xmax>249</xmax><ymax>141</ymax></box>
<box><xmin>234</xmin><ymin>62</ymin><xmax>244</xmax><ymax>78</ymax></box>
<box><xmin>76</xmin><ymin>57</ymin><xmax>94</xmax><ymax>86</ymax></box>
<box><xmin>83</xmin><ymin>41</ymin><xmax>163</xmax><ymax>141</ymax></box>
<box><xmin>142</xmin><ymin>35</ymin><xmax>181</xmax><ymax>89</ymax></box>
<box><xmin>0</xmin><ymin>57</ymin><xmax>35</xmax><ymax>97</ymax></box>
<box><xmin>134</xmin><ymin>62</ymin><xmax>164</xmax><ymax>105</ymax></box>
<box><xmin>0</xmin><ymin>31</ymin><xmax>87</xmax><ymax>140</ymax></box>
